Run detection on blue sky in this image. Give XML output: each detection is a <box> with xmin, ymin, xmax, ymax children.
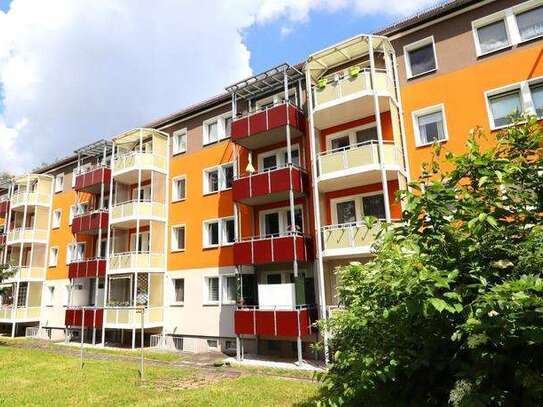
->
<box><xmin>0</xmin><ymin>0</ymin><xmax>9</xmax><ymax>12</ymax></box>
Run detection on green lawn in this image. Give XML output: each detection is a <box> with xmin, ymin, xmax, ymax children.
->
<box><xmin>0</xmin><ymin>343</ymin><xmax>318</xmax><ymax>406</ymax></box>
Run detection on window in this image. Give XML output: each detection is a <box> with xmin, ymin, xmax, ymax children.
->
<box><xmin>223</xmin><ymin>276</ymin><xmax>237</xmax><ymax>304</ymax></box>
<box><xmin>52</xmin><ymin>209</ymin><xmax>62</xmax><ymax>229</ymax></box>
<box><xmin>530</xmin><ymin>83</ymin><xmax>543</xmax><ymax>117</ymax></box>
<box><xmin>67</xmin><ymin>243</ymin><xmax>85</xmax><ymax>264</ymax></box>
<box><xmin>203</xmin><ymin>217</ymin><xmax>235</xmax><ymax>247</ymax></box>
<box><xmin>69</xmin><ymin>206</ymin><xmax>75</xmax><ymax>225</ymax></box>
<box><xmin>205</xmin><ymin>277</ymin><xmax>219</xmax><ymax>304</ymax></box>
<box><xmin>412</xmin><ymin>104</ymin><xmax>448</xmax><ymax>146</ymax></box>
<box><xmin>203</xmin><ymin>114</ymin><xmax>232</xmax><ymax>145</ymax></box>
<box><xmin>261</xmin><ymin>206</ymin><xmax>304</xmax><ymax>237</ymax></box>
<box><xmin>331</xmin><ymin>135</ymin><xmax>350</xmax><ymax>151</ymax></box>
<box><xmin>203</xmin><ymin>163</ymin><xmax>235</xmax><ymax>194</ymax></box>
<box><xmin>132</xmin><ymin>185</ymin><xmax>151</xmax><ymax>201</ymax></box>
<box><xmin>258</xmin><ymin>145</ymin><xmax>301</xmax><ymax>170</ymax></box>
<box><xmin>356</xmin><ymin>127</ymin><xmax>378</xmax><ymax>144</ymax></box>
<box><xmin>476</xmin><ymin>20</ymin><xmax>510</xmax><ymax>54</ymax></box>
<box><xmin>488</xmin><ymin>89</ymin><xmax>523</xmax><ymax>128</ymax></box>
<box><xmin>171</xmin><ymin>225</ymin><xmax>186</xmax><ymax>251</ymax></box>
<box><xmin>172</xmin><ymin>176</ymin><xmax>186</xmax><ymax>201</ymax></box>
<box><xmin>172</xmin><ymin>128</ymin><xmax>187</xmax><ymax>155</ymax></box>
<box><xmin>336</xmin><ymin>200</ymin><xmax>357</xmax><ymax>224</ymax></box>
<box><xmin>49</xmin><ymin>247</ymin><xmax>59</xmax><ymax>267</ymax></box>
<box><xmin>327</xmin><ymin>125</ymin><xmax>378</xmax><ymax>151</ymax></box>
<box><xmin>46</xmin><ymin>286</ymin><xmax>55</xmax><ymax>307</ymax></box>
<box><xmin>363</xmin><ymin>194</ymin><xmax>387</xmax><ymax>219</ymax></box>
<box><xmin>173</xmin><ymin>278</ymin><xmax>185</xmax><ymax>303</ymax></box>
<box><xmin>473</xmin><ymin>1</ymin><xmax>543</xmax><ymax>57</ymax></box>
<box><xmin>517</xmin><ymin>5</ymin><xmax>543</xmax><ymax>41</ymax></box>
<box><xmin>55</xmin><ymin>174</ymin><xmax>64</xmax><ymax>193</ymax></box>
<box><xmin>207</xmin><ymin>339</ymin><xmax>219</xmax><ymax>349</ymax></box>
<box><xmin>404</xmin><ymin>36</ymin><xmax>437</xmax><ymax>78</ymax></box>
<box><xmin>130</xmin><ymin>231</ymin><xmax>150</xmax><ymax>252</ymax></box>
<box><xmin>69</xmin><ymin>203</ymin><xmax>87</xmax><ymax>225</ymax></box>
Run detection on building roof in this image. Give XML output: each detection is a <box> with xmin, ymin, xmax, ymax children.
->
<box><xmin>375</xmin><ymin>0</ymin><xmax>484</xmax><ymax>36</ymax></box>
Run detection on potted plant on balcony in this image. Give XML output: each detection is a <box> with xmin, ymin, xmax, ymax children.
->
<box><xmin>349</xmin><ymin>66</ymin><xmax>361</xmax><ymax>78</ymax></box>
<box><xmin>317</xmin><ymin>78</ymin><xmax>327</xmax><ymax>89</ymax></box>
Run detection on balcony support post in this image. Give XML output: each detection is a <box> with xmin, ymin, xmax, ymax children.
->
<box><xmin>305</xmin><ymin>65</ymin><xmax>329</xmax><ymax>364</ymax></box>
<box><xmin>11</xmin><ymin>321</ymin><xmax>16</xmax><ymax>337</ymax></box>
<box><xmin>369</xmin><ymin>35</ymin><xmax>392</xmax><ymax>223</ymax></box>
<box><xmin>236</xmin><ymin>335</ymin><xmax>241</xmax><ymax>361</ymax></box>
<box><xmin>296</xmin><ymin>309</ymin><xmax>303</xmax><ymax>365</ymax></box>
<box><xmin>285</xmin><ymin>71</ymin><xmax>298</xmax><ymax>278</ymax></box>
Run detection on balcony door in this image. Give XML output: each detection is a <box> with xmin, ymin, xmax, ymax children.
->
<box><xmin>332</xmin><ymin>193</ymin><xmax>386</xmax><ymax>225</ymax></box>
<box><xmin>130</xmin><ymin>231</ymin><xmax>149</xmax><ymax>253</ymax></box>
<box><xmin>261</xmin><ymin>207</ymin><xmax>303</xmax><ymax>237</ymax></box>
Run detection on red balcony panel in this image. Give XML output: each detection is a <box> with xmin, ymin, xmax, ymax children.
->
<box><xmin>68</xmin><ymin>258</ymin><xmax>107</xmax><ymax>279</ymax></box>
<box><xmin>233</xmin><ymin>166</ymin><xmax>309</xmax><ymax>205</ymax></box>
<box><xmin>65</xmin><ymin>308</ymin><xmax>104</xmax><ymax>328</ymax></box>
<box><xmin>231</xmin><ymin>103</ymin><xmax>305</xmax><ymax>149</ymax></box>
<box><xmin>74</xmin><ymin>167</ymin><xmax>111</xmax><ymax>193</ymax></box>
<box><xmin>71</xmin><ymin>211</ymin><xmax>108</xmax><ymax>235</ymax></box>
<box><xmin>0</xmin><ymin>200</ymin><xmax>9</xmax><ymax>216</ymax></box>
<box><xmin>234</xmin><ymin>235</ymin><xmax>313</xmax><ymax>266</ymax></box>
<box><xmin>0</xmin><ymin>234</ymin><xmax>5</xmax><ymax>246</ymax></box>
<box><xmin>234</xmin><ymin>308</ymin><xmax>316</xmax><ymax>337</ymax></box>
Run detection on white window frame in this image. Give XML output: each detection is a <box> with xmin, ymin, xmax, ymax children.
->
<box><xmin>71</xmin><ymin>169</ymin><xmax>77</xmax><ymax>188</ymax></box>
<box><xmin>484</xmin><ymin>76</ymin><xmax>542</xmax><ymax>130</ymax></box>
<box><xmin>69</xmin><ymin>205</ymin><xmax>75</xmax><ymax>225</ymax></box>
<box><xmin>331</xmin><ymin>191</ymin><xmax>386</xmax><ymax>224</ymax></box>
<box><xmin>259</xmin><ymin>205</ymin><xmax>304</xmax><ymax>238</ymax></box>
<box><xmin>472</xmin><ymin>0</ymin><xmax>543</xmax><ymax>57</ymax></box>
<box><xmin>172</xmin><ymin>128</ymin><xmax>187</xmax><ymax>155</ymax></box>
<box><xmin>222</xmin><ymin>274</ymin><xmax>237</xmax><ymax>305</ymax></box>
<box><xmin>202</xmin><ymin>162</ymin><xmax>235</xmax><ymax>195</ymax></box>
<box><xmin>172</xmin><ymin>175</ymin><xmax>187</xmax><ymax>202</ymax></box>
<box><xmin>326</xmin><ymin>122</ymin><xmax>378</xmax><ymax>151</ymax></box>
<box><xmin>403</xmin><ymin>36</ymin><xmax>438</xmax><ymax>79</ymax></box>
<box><xmin>203</xmin><ymin>276</ymin><xmax>220</xmax><ymax>305</ymax></box>
<box><xmin>171</xmin><ymin>224</ymin><xmax>186</xmax><ymax>252</ymax></box>
<box><xmin>49</xmin><ymin>247</ymin><xmax>59</xmax><ymax>267</ymax></box>
<box><xmin>411</xmin><ymin>103</ymin><xmax>449</xmax><ymax>147</ymax></box>
<box><xmin>54</xmin><ymin>174</ymin><xmax>64</xmax><ymax>193</ymax></box>
<box><xmin>52</xmin><ymin>209</ymin><xmax>62</xmax><ymax>229</ymax></box>
<box><xmin>171</xmin><ymin>277</ymin><xmax>185</xmax><ymax>305</ymax></box>
<box><xmin>202</xmin><ymin>216</ymin><xmax>236</xmax><ymax>248</ymax></box>
<box><xmin>66</xmin><ymin>242</ymin><xmax>85</xmax><ymax>265</ymax></box>
<box><xmin>258</xmin><ymin>144</ymin><xmax>301</xmax><ymax>170</ymax></box>
<box><xmin>203</xmin><ymin>113</ymin><xmax>232</xmax><ymax>146</ymax></box>
<box><xmin>45</xmin><ymin>285</ymin><xmax>55</xmax><ymax>307</ymax></box>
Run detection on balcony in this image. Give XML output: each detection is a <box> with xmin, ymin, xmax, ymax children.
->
<box><xmin>0</xmin><ymin>306</ymin><xmax>41</xmax><ymax>322</ymax></box>
<box><xmin>10</xmin><ymin>191</ymin><xmax>50</xmax><ymax>209</ymax></box>
<box><xmin>234</xmin><ymin>232</ymin><xmax>313</xmax><ymax>266</ymax></box>
<box><xmin>3</xmin><ymin>266</ymin><xmax>46</xmax><ymax>283</ymax></box>
<box><xmin>65</xmin><ymin>308</ymin><xmax>104</xmax><ymax>328</ymax></box>
<box><xmin>110</xmin><ymin>200</ymin><xmax>166</xmax><ymax>226</ymax></box>
<box><xmin>74</xmin><ymin>166</ymin><xmax>111</xmax><ymax>193</ymax></box>
<box><xmin>234</xmin><ymin>306</ymin><xmax>317</xmax><ymax>337</ymax></box>
<box><xmin>233</xmin><ymin>165</ymin><xmax>309</xmax><ymax>206</ymax></box>
<box><xmin>108</xmin><ymin>252</ymin><xmax>165</xmax><ymax>273</ymax></box>
<box><xmin>104</xmin><ymin>307</ymin><xmax>163</xmax><ymax>328</ymax></box>
<box><xmin>317</xmin><ymin>141</ymin><xmax>403</xmax><ymax>192</ymax></box>
<box><xmin>112</xmin><ymin>152</ymin><xmax>167</xmax><ymax>180</ymax></box>
<box><xmin>231</xmin><ymin>102</ymin><xmax>305</xmax><ymax>149</ymax></box>
<box><xmin>312</xmin><ymin>69</ymin><xmax>394</xmax><ymax>129</ymax></box>
<box><xmin>321</xmin><ymin>220</ymin><xmax>397</xmax><ymax>258</ymax></box>
<box><xmin>7</xmin><ymin>227</ymin><xmax>48</xmax><ymax>245</ymax></box>
<box><xmin>71</xmin><ymin>210</ymin><xmax>109</xmax><ymax>235</ymax></box>
<box><xmin>68</xmin><ymin>258</ymin><xmax>107</xmax><ymax>279</ymax></box>
<box><xmin>0</xmin><ymin>199</ymin><xmax>9</xmax><ymax>216</ymax></box>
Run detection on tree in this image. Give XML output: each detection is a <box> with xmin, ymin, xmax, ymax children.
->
<box><xmin>319</xmin><ymin>117</ymin><xmax>543</xmax><ymax>406</ymax></box>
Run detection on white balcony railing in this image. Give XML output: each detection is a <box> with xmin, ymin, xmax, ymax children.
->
<box><xmin>10</xmin><ymin>191</ymin><xmax>51</xmax><ymax>208</ymax></box>
<box><xmin>318</xmin><ymin>140</ymin><xmax>403</xmax><ymax>177</ymax></box>
<box><xmin>0</xmin><ymin>306</ymin><xmax>41</xmax><ymax>321</ymax></box>
<box><xmin>7</xmin><ymin>227</ymin><xmax>48</xmax><ymax>244</ymax></box>
<box><xmin>110</xmin><ymin>200</ymin><xmax>166</xmax><ymax>222</ymax></box>
<box><xmin>112</xmin><ymin>151</ymin><xmax>167</xmax><ymax>174</ymax></box>
<box><xmin>108</xmin><ymin>251</ymin><xmax>165</xmax><ymax>271</ymax></box>
<box><xmin>105</xmin><ymin>306</ymin><xmax>163</xmax><ymax>326</ymax></box>
<box><xmin>313</xmin><ymin>68</ymin><xmax>394</xmax><ymax>108</ymax></box>
<box><xmin>3</xmin><ymin>265</ymin><xmax>46</xmax><ymax>282</ymax></box>
<box><xmin>321</xmin><ymin>220</ymin><xmax>388</xmax><ymax>255</ymax></box>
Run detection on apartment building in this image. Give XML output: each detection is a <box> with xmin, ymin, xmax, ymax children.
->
<box><xmin>0</xmin><ymin>0</ymin><xmax>541</xmax><ymax>363</ymax></box>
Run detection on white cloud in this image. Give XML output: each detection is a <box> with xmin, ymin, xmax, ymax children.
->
<box><xmin>0</xmin><ymin>0</ymin><xmax>436</xmax><ymax>174</ymax></box>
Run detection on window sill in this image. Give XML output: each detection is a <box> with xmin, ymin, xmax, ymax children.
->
<box><xmin>171</xmin><ymin>198</ymin><xmax>186</xmax><ymax>203</ymax></box>
<box><xmin>203</xmin><ymin>245</ymin><xmax>220</xmax><ymax>250</ymax></box>
<box><xmin>476</xmin><ymin>44</ymin><xmax>512</xmax><ymax>58</ymax></box>
<box><xmin>171</xmin><ymin>248</ymin><xmax>186</xmax><ymax>253</ymax></box>
<box><xmin>171</xmin><ymin>303</ymin><xmax>184</xmax><ymax>307</ymax></box>
<box><xmin>221</xmin><ymin>301</ymin><xmax>236</xmax><ymax>306</ymax></box>
<box><xmin>407</xmin><ymin>68</ymin><xmax>437</xmax><ymax>80</ymax></box>
<box><xmin>203</xmin><ymin>302</ymin><xmax>219</xmax><ymax>306</ymax></box>
<box><xmin>172</xmin><ymin>150</ymin><xmax>187</xmax><ymax>156</ymax></box>
<box><xmin>415</xmin><ymin>138</ymin><xmax>448</xmax><ymax>148</ymax></box>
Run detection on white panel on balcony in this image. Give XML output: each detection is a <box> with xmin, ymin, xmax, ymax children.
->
<box><xmin>258</xmin><ymin>283</ymin><xmax>296</xmax><ymax>310</ymax></box>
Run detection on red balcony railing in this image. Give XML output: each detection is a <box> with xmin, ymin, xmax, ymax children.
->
<box><xmin>234</xmin><ymin>232</ymin><xmax>313</xmax><ymax>266</ymax></box>
<box><xmin>234</xmin><ymin>306</ymin><xmax>317</xmax><ymax>337</ymax></box>
<box><xmin>231</xmin><ymin>102</ymin><xmax>305</xmax><ymax>149</ymax></box>
<box><xmin>74</xmin><ymin>166</ymin><xmax>111</xmax><ymax>193</ymax></box>
<box><xmin>68</xmin><ymin>258</ymin><xmax>106</xmax><ymax>278</ymax></box>
<box><xmin>233</xmin><ymin>165</ymin><xmax>309</xmax><ymax>205</ymax></box>
<box><xmin>71</xmin><ymin>210</ymin><xmax>108</xmax><ymax>235</ymax></box>
<box><xmin>0</xmin><ymin>200</ymin><xmax>9</xmax><ymax>216</ymax></box>
<box><xmin>65</xmin><ymin>308</ymin><xmax>104</xmax><ymax>328</ymax></box>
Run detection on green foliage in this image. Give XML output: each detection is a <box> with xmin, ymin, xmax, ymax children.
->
<box><xmin>319</xmin><ymin>117</ymin><xmax>543</xmax><ymax>406</ymax></box>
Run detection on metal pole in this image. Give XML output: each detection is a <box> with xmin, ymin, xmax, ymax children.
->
<box><xmin>140</xmin><ymin>306</ymin><xmax>144</xmax><ymax>380</ymax></box>
<box><xmin>80</xmin><ymin>307</ymin><xmax>85</xmax><ymax>368</ymax></box>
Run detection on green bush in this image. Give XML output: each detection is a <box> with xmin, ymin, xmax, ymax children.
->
<box><xmin>319</xmin><ymin>117</ymin><xmax>543</xmax><ymax>406</ymax></box>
